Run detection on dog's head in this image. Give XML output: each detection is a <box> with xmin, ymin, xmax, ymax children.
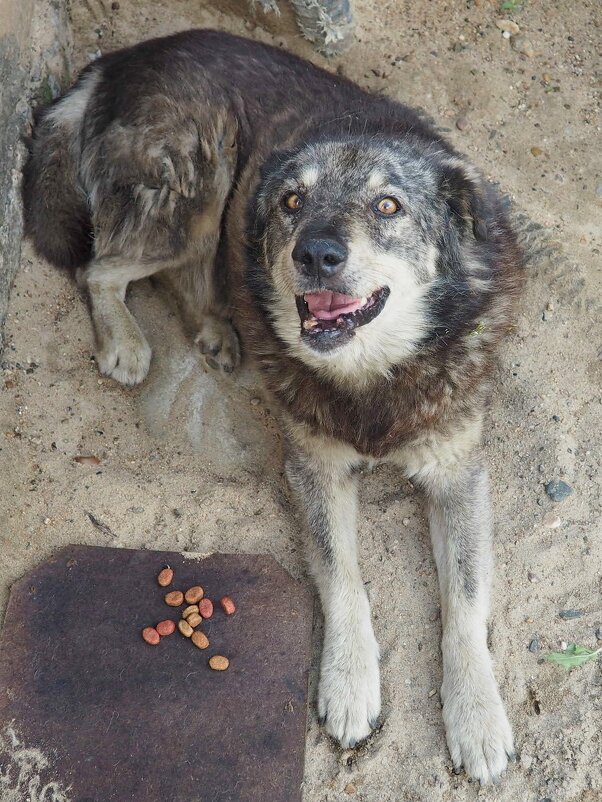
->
<box><xmin>247</xmin><ymin>137</ymin><xmax>495</xmax><ymax>380</ymax></box>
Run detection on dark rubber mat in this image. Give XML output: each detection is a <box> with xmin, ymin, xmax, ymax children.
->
<box><xmin>0</xmin><ymin>545</ymin><xmax>313</xmax><ymax>802</ymax></box>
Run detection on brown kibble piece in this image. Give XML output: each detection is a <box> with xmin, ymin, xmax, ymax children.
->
<box><xmin>182</xmin><ymin>604</ymin><xmax>199</xmax><ymax>618</ymax></box>
<box><xmin>199</xmin><ymin>598</ymin><xmax>214</xmax><ymax>619</ymax></box>
<box><xmin>220</xmin><ymin>596</ymin><xmax>236</xmax><ymax>615</ymax></box>
<box><xmin>209</xmin><ymin>655</ymin><xmax>229</xmax><ymax>671</ymax></box>
<box><xmin>165</xmin><ymin>590</ymin><xmax>184</xmax><ymax>607</ymax></box>
<box><xmin>142</xmin><ymin>627</ymin><xmax>160</xmax><ymax>645</ymax></box>
<box><xmin>156</xmin><ymin>620</ymin><xmax>176</xmax><ymax>637</ymax></box>
<box><xmin>191</xmin><ymin>631</ymin><xmax>209</xmax><ymax>650</ymax></box>
<box><xmin>178</xmin><ymin>619</ymin><xmax>193</xmax><ymax>637</ymax></box>
<box><xmin>187</xmin><ymin>612</ymin><xmax>203</xmax><ymax>628</ymax></box>
<box><xmin>157</xmin><ymin>568</ymin><xmax>174</xmax><ymax>587</ymax></box>
<box><xmin>184</xmin><ymin>586</ymin><xmax>204</xmax><ymax>604</ymax></box>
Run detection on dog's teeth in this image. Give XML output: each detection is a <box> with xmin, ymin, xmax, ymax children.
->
<box><xmin>360</xmin><ymin>297</ymin><xmax>367</xmax><ymax>306</ymax></box>
<box><xmin>303</xmin><ymin>318</ymin><xmax>318</xmax><ymax>330</ymax></box>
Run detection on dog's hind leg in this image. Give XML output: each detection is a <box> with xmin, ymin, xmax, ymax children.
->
<box><xmin>414</xmin><ymin>458</ymin><xmax>514</xmax><ymax>785</ymax></box>
<box><xmin>159</xmin><ymin>253</ymin><xmax>240</xmax><ymax>375</ymax></box>
<box><xmin>285</xmin><ymin>431</ymin><xmax>380</xmax><ymax>748</ymax></box>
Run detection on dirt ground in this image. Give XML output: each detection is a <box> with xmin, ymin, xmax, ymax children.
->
<box><xmin>1</xmin><ymin>0</ymin><xmax>601</xmax><ymax>800</ymax></box>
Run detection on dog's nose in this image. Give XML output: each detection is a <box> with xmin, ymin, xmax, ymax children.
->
<box><xmin>292</xmin><ymin>236</ymin><xmax>347</xmax><ymax>279</ymax></box>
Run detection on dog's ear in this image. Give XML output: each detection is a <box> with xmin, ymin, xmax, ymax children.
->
<box><xmin>439</xmin><ymin>160</ymin><xmax>490</xmax><ymax>242</ymax></box>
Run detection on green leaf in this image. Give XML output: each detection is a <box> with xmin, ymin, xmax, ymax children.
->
<box><xmin>544</xmin><ymin>644</ymin><xmax>602</xmax><ymax>669</ymax></box>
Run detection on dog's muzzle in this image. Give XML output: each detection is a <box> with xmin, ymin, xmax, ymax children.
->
<box><xmin>295</xmin><ymin>286</ymin><xmax>390</xmax><ymax>352</ymax></box>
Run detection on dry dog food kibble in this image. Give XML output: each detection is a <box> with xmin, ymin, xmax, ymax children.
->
<box><xmin>142</xmin><ymin>627</ymin><xmax>161</xmax><ymax>645</ymax></box>
<box><xmin>191</xmin><ymin>631</ymin><xmax>210</xmax><ymax>650</ymax></box>
<box><xmin>156</xmin><ymin>619</ymin><xmax>176</xmax><ymax>637</ymax></box>
<box><xmin>209</xmin><ymin>655</ymin><xmax>229</xmax><ymax>671</ymax></box>
<box><xmin>184</xmin><ymin>586</ymin><xmax>204</xmax><ymax>604</ymax></box>
<box><xmin>157</xmin><ymin>567</ymin><xmax>174</xmax><ymax>587</ymax></box>
<box><xmin>220</xmin><ymin>596</ymin><xmax>236</xmax><ymax>615</ymax></box>
<box><xmin>145</xmin><ymin>567</ymin><xmax>239</xmax><ymax>667</ymax></box>
<box><xmin>199</xmin><ymin>598</ymin><xmax>214</xmax><ymax>619</ymax></box>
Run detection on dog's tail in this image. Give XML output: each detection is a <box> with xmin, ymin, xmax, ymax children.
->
<box><xmin>22</xmin><ymin>69</ymin><xmax>100</xmax><ymax>270</ymax></box>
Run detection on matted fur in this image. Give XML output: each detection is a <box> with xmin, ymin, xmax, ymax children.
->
<box><xmin>24</xmin><ymin>30</ymin><xmax>524</xmax><ymax>785</ymax></box>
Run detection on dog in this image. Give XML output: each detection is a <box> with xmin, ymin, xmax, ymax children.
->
<box><xmin>23</xmin><ymin>29</ymin><xmax>523</xmax><ymax>784</ymax></box>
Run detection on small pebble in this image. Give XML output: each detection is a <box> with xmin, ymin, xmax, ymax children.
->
<box><xmin>402</xmin><ymin>518</ymin><xmax>410</xmax><ymax>526</ymax></box>
<box><xmin>111</xmin><ymin>1</ymin><xmax>120</xmax><ymax>9</ymax></box>
<box><xmin>531</xmin><ymin>146</ymin><xmax>544</xmax><ymax>157</ymax></box>
<box><xmin>496</xmin><ymin>19</ymin><xmax>520</xmax><ymax>35</ymax></box>
<box><xmin>250</xmin><ymin>397</ymin><xmax>261</xmax><ymax>406</ymax></box>
<box><xmin>344</xmin><ymin>783</ymin><xmax>357</xmax><ymax>795</ymax></box>
<box><xmin>428</xmin><ymin>688</ymin><xmax>437</xmax><ymax>697</ymax></box>
<box><xmin>455</xmin><ymin>116</ymin><xmax>469</xmax><ymax>131</ymax></box>
<box><xmin>512</xmin><ymin>35</ymin><xmax>535</xmax><ymax>57</ymax></box>
<box><xmin>502</xmin><ymin>30</ymin><xmax>511</xmax><ymax>39</ymax></box>
<box><xmin>595</xmin><ymin>184</ymin><xmax>602</xmax><ymax>198</ymax></box>
<box><xmin>527</xmin><ymin>571</ymin><xmax>540</xmax><ymax>583</ymax></box>
<box><xmin>74</xmin><ymin>455</ymin><xmax>101</xmax><ymax>466</ymax></box>
<box><xmin>559</xmin><ymin>609</ymin><xmax>583</xmax><ymax>620</ymax></box>
<box><xmin>595</xmin><ymin>627</ymin><xmax>602</xmax><ymax>641</ymax></box>
<box><xmin>521</xmin><ymin>752</ymin><xmax>533</xmax><ymax>770</ymax></box>
<box><xmin>529</xmin><ymin>638</ymin><xmax>540</xmax><ymax>653</ymax></box>
<box><xmin>560</xmin><ymin>640</ymin><xmax>568</xmax><ymax>651</ymax></box>
<box><xmin>543</xmin><ymin>512</ymin><xmax>561</xmax><ymax>528</ymax></box>
<box><xmin>545</xmin><ymin>480</ymin><xmax>573</xmax><ymax>502</ymax></box>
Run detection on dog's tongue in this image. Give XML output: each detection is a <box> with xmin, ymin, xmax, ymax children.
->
<box><xmin>304</xmin><ymin>291</ymin><xmax>364</xmax><ymax>321</ymax></box>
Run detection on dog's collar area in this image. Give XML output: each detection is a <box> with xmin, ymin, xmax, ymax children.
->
<box><xmin>295</xmin><ymin>286</ymin><xmax>390</xmax><ymax>350</ymax></box>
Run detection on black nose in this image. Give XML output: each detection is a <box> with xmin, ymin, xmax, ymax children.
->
<box><xmin>292</xmin><ymin>236</ymin><xmax>347</xmax><ymax>279</ymax></box>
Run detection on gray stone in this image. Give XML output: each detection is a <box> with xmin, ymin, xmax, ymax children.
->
<box><xmin>559</xmin><ymin>609</ymin><xmax>583</xmax><ymax>620</ymax></box>
<box><xmin>0</xmin><ymin>0</ymin><xmax>72</xmax><ymax>354</ymax></box>
<box><xmin>545</xmin><ymin>479</ymin><xmax>573</xmax><ymax>502</ymax></box>
<box><xmin>529</xmin><ymin>638</ymin><xmax>540</xmax><ymax>653</ymax></box>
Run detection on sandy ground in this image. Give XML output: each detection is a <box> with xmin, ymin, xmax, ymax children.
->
<box><xmin>1</xmin><ymin>0</ymin><xmax>602</xmax><ymax>800</ymax></box>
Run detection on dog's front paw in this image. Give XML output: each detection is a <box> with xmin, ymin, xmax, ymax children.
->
<box><xmin>441</xmin><ymin>672</ymin><xmax>514</xmax><ymax>785</ymax></box>
<box><xmin>195</xmin><ymin>316</ymin><xmax>240</xmax><ymax>374</ymax></box>
<box><xmin>318</xmin><ymin>632</ymin><xmax>381</xmax><ymax>748</ymax></box>
<box><xmin>96</xmin><ymin>334</ymin><xmax>152</xmax><ymax>386</ymax></box>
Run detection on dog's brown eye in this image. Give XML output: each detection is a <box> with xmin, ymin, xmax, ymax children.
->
<box><xmin>283</xmin><ymin>192</ymin><xmax>303</xmax><ymax>211</ymax></box>
<box><xmin>375</xmin><ymin>197</ymin><xmax>401</xmax><ymax>215</ymax></box>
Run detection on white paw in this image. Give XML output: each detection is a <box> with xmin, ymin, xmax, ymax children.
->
<box><xmin>96</xmin><ymin>336</ymin><xmax>152</xmax><ymax>386</ymax></box>
<box><xmin>318</xmin><ymin>630</ymin><xmax>381</xmax><ymax>748</ymax></box>
<box><xmin>441</xmin><ymin>672</ymin><xmax>514</xmax><ymax>785</ymax></box>
<box><xmin>195</xmin><ymin>317</ymin><xmax>240</xmax><ymax>374</ymax></box>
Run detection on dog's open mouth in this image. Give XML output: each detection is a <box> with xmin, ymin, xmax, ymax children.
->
<box><xmin>295</xmin><ymin>286</ymin><xmax>390</xmax><ymax>351</ymax></box>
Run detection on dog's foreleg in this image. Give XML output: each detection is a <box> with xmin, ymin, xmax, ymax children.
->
<box><xmin>285</xmin><ymin>438</ymin><xmax>380</xmax><ymax>747</ymax></box>
<box><xmin>419</xmin><ymin>461</ymin><xmax>514</xmax><ymax>784</ymax></box>
<box><xmin>83</xmin><ymin>258</ymin><xmax>165</xmax><ymax>385</ymax></box>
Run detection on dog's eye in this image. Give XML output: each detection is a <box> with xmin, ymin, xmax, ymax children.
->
<box><xmin>282</xmin><ymin>192</ymin><xmax>303</xmax><ymax>211</ymax></box>
<box><xmin>375</xmin><ymin>197</ymin><xmax>402</xmax><ymax>216</ymax></box>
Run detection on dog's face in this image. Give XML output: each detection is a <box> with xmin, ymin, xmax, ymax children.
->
<box><xmin>248</xmin><ymin>138</ymin><xmax>490</xmax><ymax>381</ymax></box>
